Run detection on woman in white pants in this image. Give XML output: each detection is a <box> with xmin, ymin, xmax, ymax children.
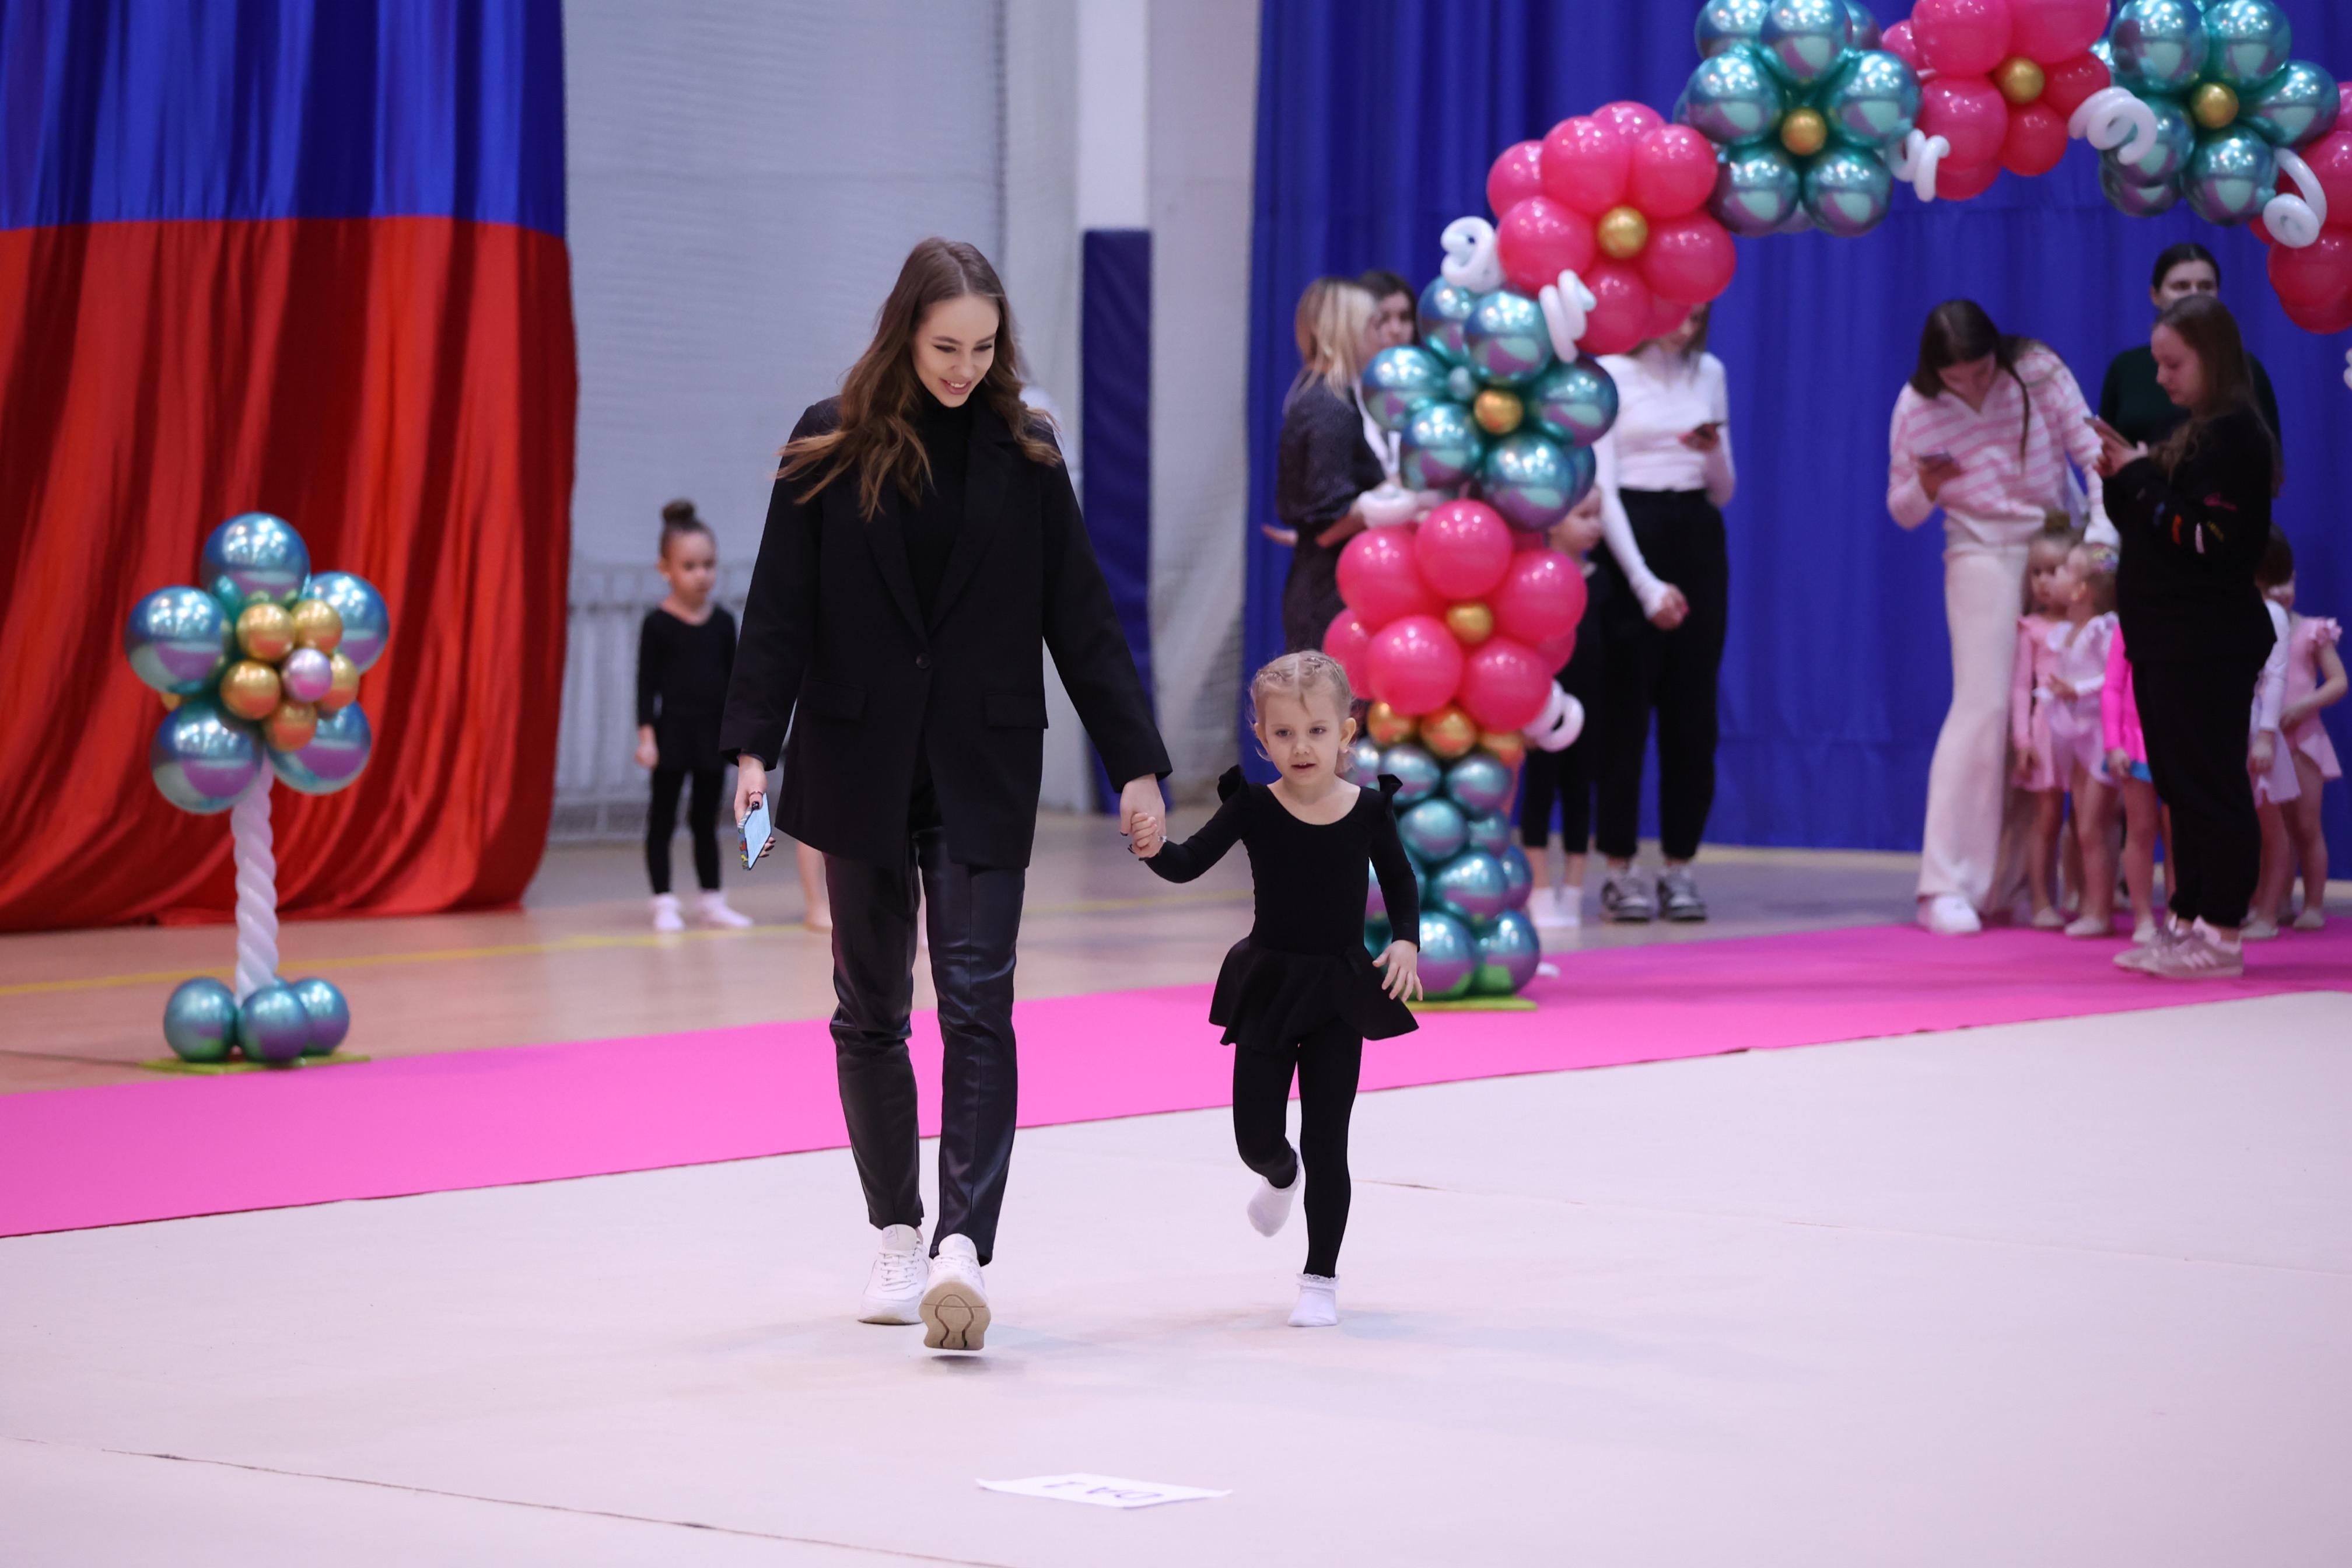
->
<box><xmin>1888</xmin><ymin>300</ymin><xmax>2111</xmax><ymax>935</ymax></box>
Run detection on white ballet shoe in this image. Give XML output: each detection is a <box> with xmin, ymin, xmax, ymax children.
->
<box><xmin>1248</xmin><ymin>1163</ymin><xmax>1298</xmax><ymax>1237</ymax></box>
<box><xmin>1287</xmin><ymin>1273</ymin><xmax>1339</xmax><ymax>1328</ymax></box>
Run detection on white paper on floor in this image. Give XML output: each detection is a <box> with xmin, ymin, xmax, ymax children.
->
<box><xmin>977</xmin><ymin>1474</ymin><xmax>1229</xmax><ymax>1510</ymax></box>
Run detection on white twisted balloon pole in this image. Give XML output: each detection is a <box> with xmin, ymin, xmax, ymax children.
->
<box><xmin>1539</xmin><ymin>268</ymin><xmax>1597</xmax><ymax>360</ymax></box>
<box><xmin>2263</xmin><ymin>148</ymin><xmax>2328</xmax><ymax>249</ymax></box>
<box><xmin>2068</xmin><ymin>86</ymin><xmax>2161</xmax><ymax>167</ymax></box>
<box><xmin>1440</xmin><ymin>216</ymin><xmax>1506</xmax><ymax>293</ymax></box>
<box><xmin>232</xmin><ymin>765</ymin><xmax>278</xmax><ymax>1002</ymax></box>
<box><xmin>1889</xmin><ymin>129</ymin><xmax>1951</xmax><ymax>201</ymax></box>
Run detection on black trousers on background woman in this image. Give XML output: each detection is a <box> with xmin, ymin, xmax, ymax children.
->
<box><xmin>646</xmin><ymin>765</ymin><xmax>723</xmax><ymax>895</ymax></box>
<box><xmin>2134</xmin><ymin>656</ymin><xmax>2265</xmax><ymax>928</ymax></box>
<box><xmin>1591</xmin><ymin>490</ymin><xmax>1729</xmax><ymax>863</ymax></box>
<box><xmin>1519</xmin><ymin>575</ymin><xmax>1609</xmax><ymax>852</ymax></box>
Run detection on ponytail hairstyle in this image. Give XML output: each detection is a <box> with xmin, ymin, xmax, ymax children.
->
<box><xmin>780</xmin><ymin>237</ymin><xmax>1059</xmax><ymax>521</ymax></box>
<box><xmin>1289</xmin><ymin>276</ymin><xmax>1378</xmax><ymax>405</ymax></box>
<box><xmin>659</xmin><ymin>498</ymin><xmax>712</xmax><ymax>560</ymax></box>
<box><xmin>1910</xmin><ymin>299</ymin><xmax>2044</xmax><ymax>457</ymax></box>
<box><xmin>2150</xmin><ymin>293</ymin><xmax>2278</xmax><ymax>487</ymax></box>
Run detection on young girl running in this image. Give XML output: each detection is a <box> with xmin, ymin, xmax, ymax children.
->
<box><xmin>2252</xmin><ymin>530</ymin><xmax>2345</xmax><ymax>932</ymax></box>
<box><xmin>636</xmin><ymin>502</ymin><xmax>752</xmax><ymax>932</ymax></box>
<box><xmin>1129</xmin><ymin>652</ymin><xmax>1423</xmax><ymax>1328</ymax></box>
<box><xmin>2010</xmin><ymin>523</ymin><xmax>2080</xmax><ymax>928</ymax></box>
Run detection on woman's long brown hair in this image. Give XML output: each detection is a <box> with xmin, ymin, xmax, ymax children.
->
<box><xmin>782</xmin><ymin>237</ymin><xmax>1060</xmax><ymax>520</ymax></box>
<box><xmin>1909</xmin><ymin>299</ymin><xmax>2043</xmax><ymax>456</ymax></box>
<box><xmin>2150</xmin><ymin>293</ymin><xmax>2278</xmax><ymax>485</ymax></box>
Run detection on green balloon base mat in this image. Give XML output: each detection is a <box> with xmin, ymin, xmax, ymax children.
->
<box><xmin>139</xmin><ymin>1055</ymin><xmax>372</xmax><ymax>1077</ymax></box>
<box><xmin>1407</xmin><ymin>996</ymin><xmax>1537</xmax><ymax>1012</ymax></box>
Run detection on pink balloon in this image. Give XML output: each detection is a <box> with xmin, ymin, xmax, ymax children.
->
<box><xmin>2301</xmin><ymin>131</ymin><xmax>2352</xmax><ymax>232</ymax></box>
<box><xmin>1412</xmin><ymin>500</ymin><xmax>1514</xmax><ymax>601</ymax></box>
<box><xmin>2039</xmin><ymin>53</ymin><xmax>2109</xmax><ymax>121</ymax></box>
<box><xmin>1640</xmin><ymin>213</ymin><xmax>1737</xmax><ymax>306</ymax></box>
<box><xmin>1367</xmin><ymin>615</ymin><xmax>1466</xmax><ymax>716</ymax></box>
<box><xmin>2268</xmin><ymin>232</ymin><xmax>2352</xmax><ymax>310</ymax></box>
<box><xmin>1336</xmin><ymin>527</ymin><xmax>1437</xmax><ymax>629</ymax></box>
<box><xmin>1456</xmin><ymin>636</ymin><xmax>1555</xmax><ymax>733</ymax></box>
<box><xmin>1487</xmin><ymin>139</ymin><xmax>1547</xmax><ymax>220</ymax></box>
<box><xmin>2008</xmin><ymin>0</ymin><xmax>2106</xmax><ymax>64</ymax></box>
<box><xmin>1643</xmin><ymin>295</ymin><xmax>1693</xmax><ymax>341</ymax></box>
<box><xmin>1322</xmin><ymin>609</ymin><xmax>1376</xmax><ymax>692</ymax></box>
<box><xmin>1913</xmin><ymin>0</ymin><xmax>2013</xmax><ymax>79</ymax></box>
<box><xmin>1496</xmin><ymin>197</ymin><xmax>1598</xmax><ymax>298</ymax></box>
<box><xmin>2279</xmin><ymin>289</ymin><xmax>2352</xmax><ymax>335</ymax></box>
<box><xmin>2000</xmin><ymin>102</ymin><xmax>2068</xmax><ymax>177</ymax></box>
<box><xmin>1532</xmin><ymin>628</ymin><xmax>1579</xmax><ymax>670</ymax></box>
<box><xmin>1935</xmin><ymin>156</ymin><xmax>2003</xmax><ymax>202</ymax></box>
<box><xmin>1490</xmin><ymin>549</ymin><xmax>1590</xmax><ymax>646</ymax></box>
<box><xmin>1539</xmin><ymin>116</ymin><xmax>1632</xmax><ymax>216</ymax></box>
<box><xmin>1578</xmin><ymin>260</ymin><xmax>1654</xmax><ymax>356</ymax></box>
<box><xmin>1626</xmin><ymin>125</ymin><xmax>1720</xmax><ymax>221</ymax></box>
<box><xmin>1919</xmin><ymin>76</ymin><xmax>2010</xmax><ymax>169</ymax></box>
<box><xmin>1592</xmin><ymin>100</ymin><xmax>1666</xmax><ymax>142</ymax></box>
<box><xmin>1883</xmin><ymin>20</ymin><xmax>1924</xmax><ymax>72</ymax></box>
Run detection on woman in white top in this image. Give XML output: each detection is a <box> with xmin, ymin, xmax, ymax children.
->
<box><xmin>1887</xmin><ymin>299</ymin><xmax>2110</xmax><ymax>936</ymax></box>
<box><xmin>1588</xmin><ymin>304</ymin><xmax>1737</xmax><ymax>922</ymax></box>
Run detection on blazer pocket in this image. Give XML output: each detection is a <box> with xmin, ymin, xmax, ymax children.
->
<box><xmin>983</xmin><ymin>690</ymin><xmax>1049</xmax><ymax>729</ymax></box>
<box><xmin>800</xmin><ymin>677</ymin><xmax>867</xmax><ymax>720</ymax></box>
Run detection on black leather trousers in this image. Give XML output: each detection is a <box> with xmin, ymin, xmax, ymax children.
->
<box><xmin>825</xmin><ymin>825</ymin><xmax>1025</xmax><ymax>1266</ymax></box>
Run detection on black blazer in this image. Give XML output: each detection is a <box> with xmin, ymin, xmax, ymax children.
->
<box><xmin>718</xmin><ymin>397</ymin><xmax>1170</xmax><ymax>869</ymax></box>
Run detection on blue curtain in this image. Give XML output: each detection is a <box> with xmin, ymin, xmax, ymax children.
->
<box><xmin>1248</xmin><ymin>1</ymin><xmax>2351</xmax><ymax>874</ymax></box>
<box><xmin>1083</xmin><ymin>227</ymin><xmax>1154</xmax><ymax>809</ymax></box>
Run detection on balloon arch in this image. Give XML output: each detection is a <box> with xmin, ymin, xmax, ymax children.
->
<box><xmin>1329</xmin><ymin>0</ymin><xmax>2346</xmax><ymax>999</ymax></box>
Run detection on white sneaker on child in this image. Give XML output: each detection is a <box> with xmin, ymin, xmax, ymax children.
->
<box><xmin>695</xmin><ymin>890</ymin><xmax>754</xmax><ymax>928</ymax></box>
<box><xmin>2292</xmin><ymin>907</ymin><xmax>2326</xmax><ymax>932</ymax></box>
<box><xmin>2240</xmin><ymin>914</ymin><xmax>2281</xmax><ymax>941</ymax></box>
<box><xmin>921</xmin><ymin>1234</ymin><xmax>991</xmax><ymax>1351</ymax></box>
<box><xmin>1288</xmin><ymin>1273</ymin><xmax>1339</xmax><ymax>1328</ymax></box>
<box><xmin>650</xmin><ymin>893</ymin><xmax>684</xmax><ymax>933</ymax></box>
<box><xmin>857</xmin><ymin>1224</ymin><xmax>927</xmax><ymax>1325</ymax></box>
<box><xmin>1247</xmin><ymin>1164</ymin><xmax>1298</xmax><ymax>1237</ymax></box>
<box><xmin>1917</xmin><ymin>894</ymin><xmax>1980</xmax><ymax>936</ymax></box>
<box><xmin>2063</xmin><ymin>913</ymin><xmax>2112</xmax><ymax>939</ymax></box>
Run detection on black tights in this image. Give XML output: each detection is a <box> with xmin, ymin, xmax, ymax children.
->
<box><xmin>1230</xmin><ymin>1019</ymin><xmax>1363</xmax><ymax>1278</ymax></box>
<box><xmin>646</xmin><ymin>766</ymin><xmax>722</xmax><ymax>895</ymax></box>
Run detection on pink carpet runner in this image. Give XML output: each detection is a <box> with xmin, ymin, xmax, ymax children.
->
<box><xmin>4</xmin><ymin>922</ymin><xmax>2344</xmax><ymax>1236</ymax></box>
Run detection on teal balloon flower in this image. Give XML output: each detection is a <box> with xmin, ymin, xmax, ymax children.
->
<box><xmin>1679</xmin><ymin>25</ymin><xmax>1915</xmax><ymax>241</ymax></box>
<box><xmin>2098</xmin><ymin>2</ymin><xmax>2320</xmax><ymax>227</ymax></box>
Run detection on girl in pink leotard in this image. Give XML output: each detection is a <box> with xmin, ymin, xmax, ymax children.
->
<box><xmin>2250</xmin><ymin>531</ymin><xmax>2346</xmax><ymax>931</ymax></box>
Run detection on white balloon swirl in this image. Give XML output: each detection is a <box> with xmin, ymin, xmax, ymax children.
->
<box><xmin>1524</xmin><ymin>686</ymin><xmax>1585</xmax><ymax>752</ymax></box>
<box><xmin>232</xmin><ymin>765</ymin><xmax>279</xmax><ymax>1002</ymax></box>
<box><xmin>1889</xmin><ymin>130</ymin><xmax>1951</xmax><ymax>202</ymax></box>
<box><xmin>2069</xmin><ymin>86</ymin><xmax>2161</xmax><ymax>167</ymax></box>
<box><xmin>2263</xmin><ymin>148</ymin><xmax>2327</xmax><ymax>249</ymax></box>
<box><xmin>2342</xmin><ymin>348</ymin><xmax>2351</xmax><ymax>392</ymax></box>
<box><xmin>1539</xmin><ymin>269</ymin><xmax>1598</xmax><ymax>360</ymax></box>
<box><xmin>1440</xmin><ymin>216</ymin><xmax>1506</xmax><ymax>293</ymax></box>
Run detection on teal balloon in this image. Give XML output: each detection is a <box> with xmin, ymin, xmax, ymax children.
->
<box><xmin>1464</xmin><ymin>290</ymin><xmax>1553</xmax><ymax>387</ymax></box>
<box><xmin>2183</xmin><ymin>127</ymin><xmax>2277</xmax><ymax>224</ymax></box>
<box><xmin>1482</xmin><ymin>433</ymin><xmax>1592</xmax><ymax>533</ymax></box>
<box><xmin>1471</xmin><ymin>908</ymin><xmax>1543</xmax><ymax>995</ymax></box>
<box><xmin>2100</xmin><ymin>159</ymin><xmax>2185</xmax><ymax>215</ymax></box>
<box><xmin>1362</xmin><ymin>345</ymin><xmax>1450</xmax><ymax>431</ymax></box>
<box><xmin>237</xmin><ymin>983</ymin><xmax>312</xmax><ymax>1065</ymax></box>
<box><xmin>1418</xmin><ymin>911</ymin><xmax>1478</xmax><ymax>999</ymax></box>
<box><xmin>201</xmin><ymin>512</ymin><xmax>309</xmax><ymax>611</ymax></box>
<box><xmin>1364</xmin><ymin>917</ymin><xmax>1392</xmax><ymax>958</ymax></box>
<box><xmin>1399</xmin><ymin>798</ymin><xmax>1469</xmax><ymax>864</ymax></box>
<box><xmin>290</xmin><ymin>977</ymin><xmax>351</xmax><ymax>1056</ymax></box>
<box><xmin>1444</xmin><ymin>751</ymin><xmax>1515</xmax><ymax>816</ymax></box>
<box><xmin>1822</xmin><ymin>50</ymin><xmax>1920</xmax><ymax>147</ymax></box>
<box><xmin>2106</xmin><ymin>96</ymin><xmax>2196</xmax><ymax>183</ymax></box>
<box><xmin>1710</xmin><ymin>144</ymin><xmax>1805</xmax><ymax>236</ymax></box>
<box><xmin>1802</xmin><ymin>145</ymin><xmax>1894</xmax><ymax>237</ymax></box>
<box><xmin>1345</xmin><ymin>737</ymin><xmax>1384</xmax><ymax>783</ymax></box>
<box><xmin>1679</xmin><ymin>44</ymin><xmax>1788</xmax><ymax>148</ymax></box>
<box><xmin>2202</xmin><ymin>0</ymin><xmax>2291</xmax><ymax>91</ymax></box>
<box><xmin>304</xmin><ymin>571</ymin><xmax>390</xmax><ymax>671</ymax></box>
<box><xmin>1696</xmin><ymin>0</ymin><xmax>1770</xmax><ymax>58</ymax></box>
<box><xmin>1758</xmin><ymin>0</ymin><xmax>1852</xmax><ymax>86</ymax></box>
<box><xmin>1464</xmin><ymin>810</ymin><xmax>1513</xmax><ymax>858</ymax></box>
<box><xmin>1432</xmin><ymin>850</ymin><xmax>1510</xmax><ymax>926</ymax></box>
<box><xmin>268</xmin><ymin>702</ymin><xmax>372</xmax><ymax>794</ymax></box>
<box><xmin>1418</xmin><ymin>276</ymin><xmax>1480</xmax><ymax>366</ymax></box>
<box><xmin>2110</xmin><ymin>0</ymin><xmax>2209</xmax><ymax>93</ymax></box>
<box><xmin>1447</xmin><ymin>365</ymin><xmax>1479</xmax><ymax>402</ymax></box>
<box><xmin>1399</xmin><ymin>400</ymin><xmax>1487</xmax><ymax>491</ymax></box>
<box><xmin>124</xmin><ymin>586</ymin><xmax>233</xmax><ymax>695</ymax></box>
<box><xmin>162</xmin><ymin>977</ymin><xmax>239</xmax><ymax>1063</ymax></box>
<box><xmin>2242</xmin><ymin>61</ymin><xmax>2340</xmax><ymax>148</ymax></box>
<box><xmin>1843</xmin><ymin>1</ymin><xmax>1881</xmax><ymax>52</ymax></box>
<box><xmin>1527</xmin><ymin>358</ymin><xmax>1619</xmax><ymax>448</ymax></box>
<box><xmin>1499</xmin><ymin>845</ymin><xmax>1534</xmax><ymax>911</ymax></box>
<box><xmin>150</xmin><ymin>698</ymin><xmax>261</xmax><ymax>814</ymax></box>
<box><xmin>1380</xmin><ymin>743</ymin><xmax>1441</xmax><ymax>806</ymax></box>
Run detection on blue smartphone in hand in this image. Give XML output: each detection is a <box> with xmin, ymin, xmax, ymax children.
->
<box><xmin>739</xmin><ymin>794</ymin><xmax>774</xmax><ymax>870</ymax></box>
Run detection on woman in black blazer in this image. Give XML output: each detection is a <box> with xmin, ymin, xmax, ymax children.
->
<box><xmin>720</xmin><ymin>239</ymin><xmax>1169</xmax><ymax>1352</ymax></box>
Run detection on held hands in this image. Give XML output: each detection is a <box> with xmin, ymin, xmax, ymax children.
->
<box><xmin>1128</xmin><ymin>811</ymin><xmax>1166</xmax><ymax>858</ymax></box>
<box><xmin>1119</xmin><ymin>776</ymin><xmax>1167</xmax><ymax>856</ymax></box>
<box><xmin>1373</xmin><ymin>940</ymin><xmax>1424</xmax><ymax>1002</ymax></box>
<box><xmin>635</xmin><ymin>727</ymin><xmax>659</xmax><ymax>769</ymax></box>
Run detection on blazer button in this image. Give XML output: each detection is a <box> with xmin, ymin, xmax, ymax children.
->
<box><xmin>915</xmin><ymin>653</ymin><xmax>931</xmax><ymax>670</ymax></box>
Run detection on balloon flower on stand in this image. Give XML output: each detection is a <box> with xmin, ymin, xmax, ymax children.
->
<box><xmin>123</xmin><ymin>512</ymin><xmax>387</xmax><ymax>1069</ymax></box>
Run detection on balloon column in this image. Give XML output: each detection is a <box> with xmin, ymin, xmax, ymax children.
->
<box><xmin>123</xmin><ymin>513</ymin><xmax>385</xmax><ymax>1065</ymax></box>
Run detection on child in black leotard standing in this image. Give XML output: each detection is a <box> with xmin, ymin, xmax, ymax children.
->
<box><xmin>1129</xmin><ymin>650</ymin><xmax>1422</xmax><ymax>1327</ymax></box>
<box><xmin>636</xmin><ymin>501</ymin><xmax>752</xmax><ymax>932</ymax></box>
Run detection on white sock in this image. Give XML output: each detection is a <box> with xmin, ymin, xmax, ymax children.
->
<box><xmin>1288</xmin><ymin>1273</ymin><xmax>1338</xmax><ymax>1328</ymax></box>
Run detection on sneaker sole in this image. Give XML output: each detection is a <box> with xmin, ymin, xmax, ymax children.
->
<box><xmin>921</xmin><ymin>1284</ymin><xmax>991</xmax><ymax>1351</ymax></box>
<box><xmin>1662</xmin><ymin>907</ymin><xmax>1707</xmax><ymax>923</ymax></box>
<box><xmin>858</xmin><ymin>1296</ymin><xmax>925</xmax><ymax>1326</ymax></box>
<box><xmin>1603</xmin><ymin>907</ymin><xmax>1654</xmax><ymax>924</ymax></box>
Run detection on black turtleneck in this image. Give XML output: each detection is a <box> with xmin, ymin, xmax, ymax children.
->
<box><xmin>907</xmin><ymin>388</ymin><xmax>976</xmax><ymax>621</ymax></box>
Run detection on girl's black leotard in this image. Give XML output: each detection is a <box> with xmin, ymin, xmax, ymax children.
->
<box><xmin>1144</xmin><ymin>766</ymin><xmax>1422</xmax><ymax>1053</ymax></box>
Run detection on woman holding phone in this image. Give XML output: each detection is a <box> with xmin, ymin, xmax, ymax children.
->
<box><xmin>1888</xmin><ymin>299</ymin><xmax>2110</xmax><ymax>936</ymax></box>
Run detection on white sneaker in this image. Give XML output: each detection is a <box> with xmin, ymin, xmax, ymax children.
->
<box><xmin>1532</xmin><ymin>885</ymin><xmax>1581</xmax><ymax>929</ymax></box>
<box><xmin>2240</xmin><ymin>914</ymin><xmax>2281</xmax><ymax>942</ymax></box>
<box><xmin>1247</xmin><ymin>1164</ymin><xmax>1298</xmax><ymax>1237</ymax></box>
<box><xmin>1917</xmin><ymin>894</ymin><xmax>1981</xmax><ymax>936</ymax></box>
<box><xmin>1288</xmin><ymin>1273</ymin><xmax>1339</xmax><ymax>1328</ymax></box>
<box><xmin>857</xmin><ymin>1224</ymin><xmax>927</xmax><ymax>1325</ymax></box>
<box><xmin>650</xmin><ymin>893</ymin><xmax>684</xmax><ymax>933</ymax></box>
<box><xmin>2063</xmin><ymin>912</ymin><xmax>2112</xmax><ymax>939</ymax></box>
<box><xmin>921</xmin><ymin>1234</ymin><xmax>991</xmax><ymax>1351</ymax></box>
<box><xmin>695</xmin><ymin>890</ymin><xmax>754</xmax><ymax>928</ymax></box>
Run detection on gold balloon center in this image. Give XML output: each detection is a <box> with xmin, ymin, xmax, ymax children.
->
<box><xmin>1479</xmin><ymin>731</ymin><xmax>1527</xmax><ymax>769</ymax></box>
<box><xmin>1994</xmin><ymin>56</ymin><xmax>2046</xmax><ymax>107</ymax></box>
<box><xmin>318</xmin><ymin>651</ymin><xmax>362</xmax><ymax>712</ymax></box>
<box><xmin>1472</xmin><ymin>388</ymin><xmax>1525</xmax><ymax>435</ymax></box>
<box><xmin>2191</xmin><ymin>81</ymin><xmax>2240</xmax><ymax>130</ymax></box>
<box><xmin>1597</xmin><ymin>205</ymin><xmax>1650</xmax><ymax>260</ymax></box>
<box><xmin>1365</xmin><ymin>701</ymin><xmax>1416</xmax><ymax>747</ymax></box>
<box><xmin>220</xmin><ymin>659</ymin><xmax>283</xmax><ymax>721</ymax></box>
<box><xmin>1446</xmin><ymin>601</ymin><xmax>1497</xmax><ymax>645</ymax></box>
<box><xmin>264</xmin><ymin>699</ymin><xmax>320</xmax><ymax>753</ymax></box>
<box><xmin>290</xmin><ymin>597</ymin><xmax>345</xmax><ymax>653</ymax></box>
<box><xmin>1779</xmin><ymin>108</ymin><xmax>1829</xmax><ymax>158</ymax></box>
<box><xmin>237</xmin><ymin>602</ymin><xmax>295</xmax><ymax>662</ymax></box>
<box><xmin>1421</xmin><ymin>704</ymin><xmax>1479</xmax><ymax>760</ymax></box>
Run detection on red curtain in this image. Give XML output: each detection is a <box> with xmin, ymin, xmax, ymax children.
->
<box><xmin>0</xmin><ymin>216</ymin><xmax>576</xmax><ymax>932</ymax></box>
